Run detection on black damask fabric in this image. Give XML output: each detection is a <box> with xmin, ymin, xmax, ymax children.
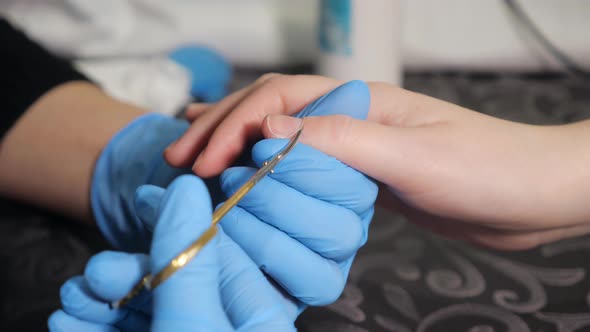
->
<box><xmin>2</xmin><ymin>72</ymin><xmax>590</xmax><ymax>332</ymax></box>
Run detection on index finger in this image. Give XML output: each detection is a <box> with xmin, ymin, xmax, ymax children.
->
<box><xmin>179</xmin><ymin>74</ymin><xmax>449</xmax><ymax>178</ymax></box>
<box><xmin>192</xmin><ymin>75</ymin><xmax>343</xmax><ymax>177</ymax></box>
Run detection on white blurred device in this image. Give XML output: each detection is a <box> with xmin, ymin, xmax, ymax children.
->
<box><xmin>316</xmin><ymin>0</ymin><xmax>403</xmax><ymax>85</ymax></box>
<box><xmin>2</xmin><ymin>0</ymin><xmax>587</xmax><ymax>113</ymax></box>
<box><xmin>2</xmin><ymin>0</ymin><xmax>588</xmax><ymax>71</ymax></box>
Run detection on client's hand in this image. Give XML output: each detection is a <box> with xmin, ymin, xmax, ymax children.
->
<box><xmin>165</xmin><ymin>74</ymin><xmax>590</xmax><ymax>250</ymax></box>
<box><xmin>48</xmin><ymin>175</ymin><xmax>294</xmax><ymax>331</ymax></box>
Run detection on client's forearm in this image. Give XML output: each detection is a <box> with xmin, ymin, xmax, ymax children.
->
<box><xmin>0</xmin><ymin>81</ymin><xmax>144</xmax><ymax>222</ymax></box>
<box><xmin>545</xmin><ymin>119</ymin><xmax>590</xmax><ymax>225</ymax></box>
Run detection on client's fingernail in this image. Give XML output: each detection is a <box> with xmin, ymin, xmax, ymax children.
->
<box><xmin>265</xmin><ymin>115</ymin><xmax>303</xmax><ymax>138</ymax></box>
<box><xmin>193</xmin><ymin>152</ymin><xmax>204</xmax><ymax>169</ymax></box>
<box><xmin>164</xmin><ymin>140</ymin><xmax>177</xmax><ymax>153</ymax></box>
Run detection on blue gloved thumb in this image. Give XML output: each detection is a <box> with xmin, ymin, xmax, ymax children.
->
<box><xmin>295</xmin><ymin>80</ymin><xmax>370</xmax><ymax>120</ymax></box>
<box><xmin>169</xmin><ymin>46</ymin><xmax>231</xmax><ymax>102</ymax></box>
<box><xmin>135</xmin><ymin>177</ymin><xmax>224</xmax><ymax>233</ymax></box>
<box><xmin>146</xmin><ymin>175</ymin><xmax>233</xmax><ymax>332</ymax></box>
<box><xmin>134</xmin><ymin>185</ymin><xmax>166</xmax><ymax>232</ymax></box>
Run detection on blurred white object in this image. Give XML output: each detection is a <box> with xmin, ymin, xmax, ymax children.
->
<box><xmin>401</xmin><ymin>0</ymin><xmax>590</xmax><ymax>72</ymax></box>
<box><xmin>1</xmin><ymin>0</ymin><xmax>588</xmax><ymax>76</ymax></box>
<box><xmin>76</xmin><ymin>58</ymin><xmax>192</xmax><ymax>116</ymax></box>
<box><xmin>0</xmin><ymin>0</ymin><xmax>291</xmax><ymax>66</ymax></box>
<box><xmin>0</xmin><ymin>0</ymin><xmax>246</xmax><ymax>114</ymax></box>
<box><xmin>312</xmin><ymin>0</ymin><xmax>589</xmax><ymax>73</ymax></box>
<box><xmin>317</xmin><ymin>0</ymin><xmax>403</xmax><ymax>85</ymax></box>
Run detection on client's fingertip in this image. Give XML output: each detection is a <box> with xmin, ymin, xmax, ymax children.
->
<box><xmin>263</xmin><ymin>114</ymin><xmax>303</xmax><ymax>139</ymax></box>
<box><xmin>162</xmin><ymin>127</ymin><xmax>207</xmax><ymax>168</ymax></box>
<box><xmin>162</xmin><ymin>143</ymin><xmax>178</xmax><ymax>164</ymax></box>
<box><xmin>192</xmin><ymin>152</ymin><xmax>227</xmax><ymax>179</ymax></box>
<box><xmin>163</xmin><ymin>143</ymin><xmax>192</xmax><ymax>168</ymax></box>
<box><xmin>261</xmin><ymin>115</ymin><xmax>272</xmax><ymax>139</ymax></box>
<box><xmin>185</xmin><ymin>103</ymin><xmax>211</xmax><ymax>120</ymax></box>
<box><xmin>192</xmin><ymin>151</ymin><xmax>205</xmax><ymax>172</ymax></box>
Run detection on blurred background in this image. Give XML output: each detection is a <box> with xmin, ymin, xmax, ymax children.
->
<box><xmin>1</xmin><ymin>1</ymin><xmax>590</xmax><ymax>331</ymax></box>
<box><xmin>1</xmin><ymin>0</ymin><xmax>588</xmax><ymax>114</ymax></box>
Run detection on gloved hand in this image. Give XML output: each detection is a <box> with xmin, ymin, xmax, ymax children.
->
<box><xmin>93</xmin><ymin>82</ymin><xmax>377</xmax><ymax>317</ymax></box>
<box><xmin>49</xmin><ymin>175</ymin><xmax>294</xmax><ymax>332</ymax></box>
<box><xmin>169</xmin><ymin>46</ymin><xmax>232</xmax><ymax>102</ymax></box>
<box><xmin>152</xmin><ymin>81</ymin><xmax>377</xmax><ymax>311</ymax></box>
<box><xmin>91</xmin><ymin>113</ymin><xmax>193</xmax><ymax>252</ymax></box>
<box><xmin>217</xmin><ymin>81</ymin><xmax>378</xmax><ymax>309</ymax></box>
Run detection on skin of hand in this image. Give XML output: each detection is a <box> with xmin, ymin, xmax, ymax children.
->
<box><xmin>48</xmin><ymin>175</ymin><xmax>295</xmax><ymax>332</ymax></box>
<box><xmin>164</xmin><ymin>74</ymin><xmax>590</xmax><ymax>250</ymax></box>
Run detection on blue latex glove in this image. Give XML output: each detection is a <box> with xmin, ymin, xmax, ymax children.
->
<box><xmin>136</xmin><ymin>81</ymin><xmax>377</xmax><ymax>313</ymax></box>
<box><xmin>91</xmin><ymin>113</ymin><xmax>223</xmax><ymax>252</ymax></box>
<box><xmin>85</xmin><ymin>80</ymin><xmax>376</xmax><ymax>325</ymax></box>
<box><xmin>169</xmin><ymin>46</ymin><xmax>232</xmax><ymax>102</ymax></box>
<box><xmin>218</xmin><ymin>80</ymin><xmax>377</xmax><ymax>308</ymax></box>
<box><xmin>49</xmin><ymin>175</ymin><xmax>295</xmax><ymax>332</ymax></box>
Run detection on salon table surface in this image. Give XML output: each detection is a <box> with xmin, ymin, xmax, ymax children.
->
<box><xmin>2</xmin><ymin>72</ymin><xmax>590</xmax><ymax>332</ymax></box>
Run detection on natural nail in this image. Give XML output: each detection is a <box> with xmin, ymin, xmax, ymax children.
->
<box><xmin>265</xmin><ymin>115</ymin><xmax>303</xmax><ymax>138</ymax></box>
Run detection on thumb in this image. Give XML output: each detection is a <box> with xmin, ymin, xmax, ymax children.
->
<box><xmin>295</xmin><ymin>80</ymin><xmax>370</xmax><ymax>120</ymax></box>
<box><xmin>134</xmin><ymin>185</ymin><xmax>166</xmax><ymax>232</ymax></box>
<box><xmin>150</xmin><ymin>175</ymin><xmax>233</xmax><ymax>332</ymax></box>
<box><xmin>262</xmin><ymin>114</ymin><xmax>407</xmax><ymax>187</ymax></box>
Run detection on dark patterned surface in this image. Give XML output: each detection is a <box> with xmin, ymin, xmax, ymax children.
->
<box><xmin>2</xmin><ymin>73</ymin><xmax>590</xmax><ymax>331</ymax></box>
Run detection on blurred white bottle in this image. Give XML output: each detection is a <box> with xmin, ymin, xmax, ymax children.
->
<box><xmin>317</xmin><ymin>0</ymin><xmax>403</xmax><ymax>85</ymax></box>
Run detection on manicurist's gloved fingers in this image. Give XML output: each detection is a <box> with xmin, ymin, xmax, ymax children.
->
<box><xmin>134</xmin><ymin>181</ymin><xmax>297</xmax><ymax>330</ymax></box>
<box><xmin>215</xmin><ymin>81</ymin><xmax>376</xmax><ymax>308</ymax></box>
<box><xmin>83</xmin><ymin>252</ymin><xmax>152</xmax><ymax>314</ymax></box>
<box><xmin>251</xmin><ymin>140</ymin><xmax>377</xmax><ymax>216</ymax></box>
<box><xmin>214</xmin><ymin>227</ymin><xmax>296</xmax><ymax>331</ymax></box>
<box><xmin>52</xmin><ymin>251</ymin><xmax>153</xmax><ymax>331</ymax></box>
<box><xmin>58</xmin><ymin>274</ymin><xmax>149</xmax><ymax>332</ymax></box>
<box><xmin>91</xmin><ymin>114</ymin><xmax>192</xmax><ymax>252</ymax></box>
<box><xmin>147</xmin><ymin>175</ymin><xmax>233</xmax><ymax>332</ymax></box>
<box><xmin>48</xmin><ymin>310</ymin><xmax>119</xmax><ymax>332</ymax></box>
<box><xmin>218</xmin><ymin>203</ymin><xmax>345</xmax><ymax>306</ymax></box>
<box><xmin>221</xmin><ymin>167</ymin><xmax>364</xmax><ymax>262</ymax></box>
<box><xmin>83</xmin><ymin>252</ymin><xmax>150</xmax><ymax>302</ymax></box>
<box><xmin>134</xmin><ymin>185</ymin><xmax>166</xmax><ymax>232</ymax></box>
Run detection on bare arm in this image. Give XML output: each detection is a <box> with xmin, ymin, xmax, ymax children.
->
<box><xmin>0</xmin><ymin>82</ymin><xmax>144</xmax><ymax>222</ymax></box>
